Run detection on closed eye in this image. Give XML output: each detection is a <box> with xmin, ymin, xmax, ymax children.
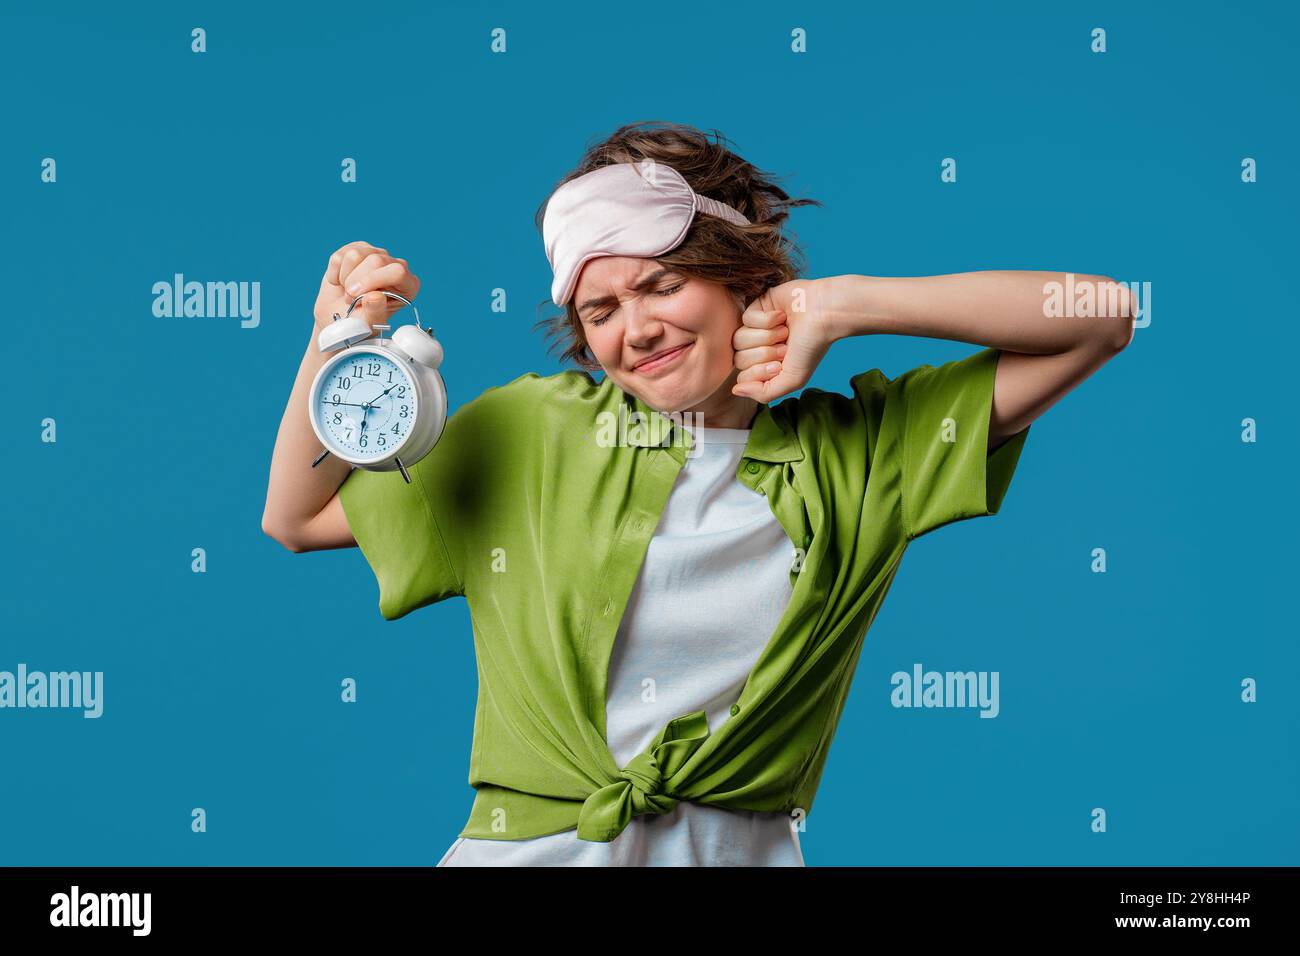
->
<box><xmin>590</xmin><ymin>282</ymin><xmax>684</xmax><ymax>326</ymax></box>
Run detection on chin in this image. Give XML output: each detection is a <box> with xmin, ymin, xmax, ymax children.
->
<box><xmin>642</xmin><ymin>376</ymin><xmax>725</xmax><ymax>414</ymax></box>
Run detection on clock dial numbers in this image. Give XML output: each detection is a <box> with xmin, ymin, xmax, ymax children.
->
<box><xmin>314</xmin><ymin>350</ymin><xmax>418</xmax><ymax>460</ymax></box>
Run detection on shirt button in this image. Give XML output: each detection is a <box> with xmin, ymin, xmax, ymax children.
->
<box><xmin>603</xmin><ymin>598</ymin><xmax>614</xmax><ymax>616</ymax></box>
<box><xmin>730</xmin><ymin>704</ymin><xmax>741</xmax><ymax>716</ymax></box>
<box><xmin>745</xmin><ymin>461</ymin><xmax>760</xmax><ymax>474</ymax></box>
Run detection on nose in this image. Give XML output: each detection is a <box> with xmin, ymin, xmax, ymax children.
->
<box><xmin>621</xmin><ymin>297</ymin><xmax>666</xmax><ymax>348</ymax></box>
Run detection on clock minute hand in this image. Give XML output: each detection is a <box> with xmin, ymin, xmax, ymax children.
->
<box><xmin>358</xmin><ymin>403</ymin><xmax>374</xmax><ymax>445</ymax></box>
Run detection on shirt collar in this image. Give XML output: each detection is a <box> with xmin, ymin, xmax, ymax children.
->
<box><xmin>619</xmin><ymin>383</ymin><xmax>804</xmax><ymax>465</ymax></box>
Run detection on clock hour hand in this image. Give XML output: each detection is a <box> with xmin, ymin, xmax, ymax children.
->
<box><xmin>362</xmin><ymin>384</ymin><xmax>399</xmax><ymax>411</ymax></box>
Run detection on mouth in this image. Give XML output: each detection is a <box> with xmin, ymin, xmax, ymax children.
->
<box><xmin>633</xmin><ymin>342</ymin><xmax>693</xmax><ymax>374</ymax></box>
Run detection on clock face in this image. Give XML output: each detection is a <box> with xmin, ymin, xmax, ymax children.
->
<box><xmin>314</xmin><ymin>349</ymin><xmax>418</xmax><ymax>460</ymax></box>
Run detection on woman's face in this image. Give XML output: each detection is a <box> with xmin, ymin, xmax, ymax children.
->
<box><xmin>573</xmin><ymin>255</ymin><xmax>756</xmax><ymax>425</ymax></box>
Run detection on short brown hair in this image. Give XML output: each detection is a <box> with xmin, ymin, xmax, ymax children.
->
<box><xmin>533</xmin><ymin>120</ymin><xmax>822</xmax><ymax>372</ymax></box>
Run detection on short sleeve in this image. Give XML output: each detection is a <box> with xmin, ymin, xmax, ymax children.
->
<box><xmin>891</xmin><ymin>347</ymin><xmax>1030</xmax><ymax>540</ymax></box>
<box><xmin>338</xmin><ymin>407</ymin><xmax>471</xmax><ymax>621</ymax></box>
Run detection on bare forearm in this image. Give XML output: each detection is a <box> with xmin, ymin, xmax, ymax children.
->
<box><xmin>823</xmin><ymin>271</ymin><xmax>1132</xmax><ymax>354</ymax></box>
<box><xmin>262</xmin><ymin>326</ymin><xmax>352</xmax><ymax>544</ymax></box>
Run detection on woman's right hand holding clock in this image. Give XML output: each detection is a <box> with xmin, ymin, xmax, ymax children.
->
<box><xmin>314</xmin><ymin>240</ymin><xmax>422</xmax><ymax>334</ymax></box>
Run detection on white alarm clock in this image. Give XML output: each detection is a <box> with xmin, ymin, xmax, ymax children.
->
<box><xmin>308</xmin><ymin>291</ymin><xmax>447</xmax><ymax>484</ymax></box>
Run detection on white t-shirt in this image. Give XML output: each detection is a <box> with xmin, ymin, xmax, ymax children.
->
<box><xmin>437</xmin><ymin>424</ymin><xmax>804</xmax><ymax>866</ymax></box>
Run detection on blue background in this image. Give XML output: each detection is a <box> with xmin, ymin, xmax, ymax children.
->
<box><xmin>2</xmin><ymin>0</ymin><xmax>1295</xmax><ymax>865</ymax></box>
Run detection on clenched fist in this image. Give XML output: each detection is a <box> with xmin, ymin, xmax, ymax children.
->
<box><xmin>314</xmin><ymin>241</ymin><xmax>421</xmax><ymax>334</ymax></box>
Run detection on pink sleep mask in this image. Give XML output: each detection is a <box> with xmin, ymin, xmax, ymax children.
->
<box><xmin>541</xmin><ymin>159</ymin><xmax>752</xmax><ymax>308</ymax></box>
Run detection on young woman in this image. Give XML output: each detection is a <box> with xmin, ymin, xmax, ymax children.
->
<box><xmin>263</xmin><ymin>121</ymin><xmax>1133</xmax><ymax>867</ymax></box>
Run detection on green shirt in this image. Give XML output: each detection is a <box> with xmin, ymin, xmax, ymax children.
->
<box><xmin>338</xmin><ymin>346</ymin><xmax>1030</xmax><ymax>842</ymax></box>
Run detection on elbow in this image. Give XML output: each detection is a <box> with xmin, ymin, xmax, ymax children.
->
<box><xmin>1096</xmin><ymin>276</ymin><xmax>1135</xmax><ymax>353</ymax></box>
<box><xmin>261</xmin><ymin>514</ymin><xmax>305</xmax><ymax>553</ymax></box>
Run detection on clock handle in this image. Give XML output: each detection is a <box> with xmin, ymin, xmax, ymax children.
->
<box><xmin>342</xmin><ymin>290</ymin><xmax>432</xmax><ymax>337</ymax></box>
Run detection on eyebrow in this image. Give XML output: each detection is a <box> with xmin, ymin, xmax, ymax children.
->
<box><xmin>577</xmin><ymin>268</ymin><xmax>679</xmax><ymax>315</ymax></box>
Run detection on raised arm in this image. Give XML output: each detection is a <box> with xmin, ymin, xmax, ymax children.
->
<box><xmin>733</xmin><ymin>271</ymin><xmax>1134</xmax><ymax>449</ymax></box>
<box><xmin>822</xmin><ymin>271</ymin><xmax>1134</xmax><ymax>449</ymax></box>
<box><xmin>261</xmin><ymin>241</ymin><xmax>421</xmax><ymax>552</ymax></box>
